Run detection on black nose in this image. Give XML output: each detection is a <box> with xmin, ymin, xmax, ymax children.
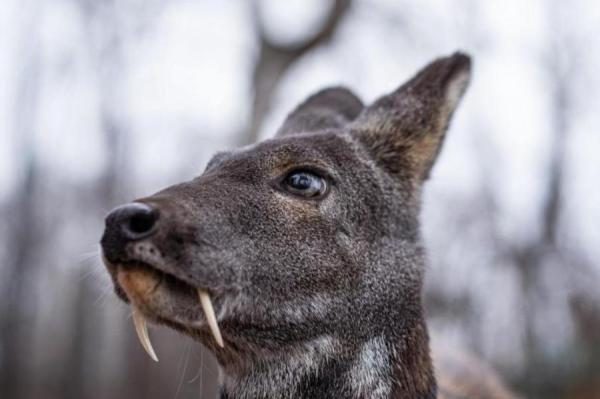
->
<box><xmin>101</xmin><ymin>203</ymin><xmax>158</xmax><ymax>260</ymax></box>
<box><xmin>106</xmin><ymin>202</ymin><xmax>158</xmax><ymax>240</ymax></box>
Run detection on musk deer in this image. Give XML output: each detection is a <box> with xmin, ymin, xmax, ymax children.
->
<box><xmin>101</xmin><ymin>52</ymin><xmax>516</xmax><ymax>398</ymax></box>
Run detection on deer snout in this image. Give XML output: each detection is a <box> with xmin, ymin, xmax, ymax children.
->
<box><xmin>101</xmin><ymin>202</ymin><xmax>159</xmax><ymax>261</ymax></box>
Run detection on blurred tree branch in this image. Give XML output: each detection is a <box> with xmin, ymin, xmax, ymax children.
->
<box><xmin>243</xmin><ymin>0</ymin><xmax>352</xmax><ymax>145</ymax></box>
<box><xmin>0</xmin><ymin>3</ymin><xmax>42</xmax><ymax>396</ymax></box>
<box><xmin>68</xmin><ymin>1</ymin><xmax>167</xmax><ymax>397</ymax></box>
<box><xmin>475</xmin><ymin>4</ymin><xmax>592</xmax><ymax>396</ymax></box>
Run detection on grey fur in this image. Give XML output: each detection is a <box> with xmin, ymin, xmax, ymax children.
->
<box><xmin>101</xmin><ymin>52</ymin><xmax>474</xmax><ymax>399</ymax></box>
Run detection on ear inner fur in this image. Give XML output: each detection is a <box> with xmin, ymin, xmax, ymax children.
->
<box><xmin>351</xmin><ymin>52</ymin><xmax>472</xmax><ymax>181</ymax></box>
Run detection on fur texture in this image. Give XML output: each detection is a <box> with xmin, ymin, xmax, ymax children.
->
<box><xmin>101</xmin><ymin>52</ymin><xmax>515</xmax><ymax>398</ymax></box>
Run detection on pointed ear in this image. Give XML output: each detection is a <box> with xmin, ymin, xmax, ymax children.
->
<box><xmin>276</xmin><ymin>87</ymin><xmax>364</xmax><ymax>136</ymax></box>
<box><xmin>351</xmin><ymin>52</ymin><xmax>471</xmax><ymax>181</ymax></box>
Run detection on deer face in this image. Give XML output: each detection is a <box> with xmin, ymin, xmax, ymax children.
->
<box><xmin>100</xmin><ymin>53</ymin><xmax>471</xmax><ymax>363</ymax></box>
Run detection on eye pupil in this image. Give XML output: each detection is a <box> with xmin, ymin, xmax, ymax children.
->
<box><xmin>281</xmin><ymin>170</ymin><xmax>327</xmax><ymax>198</ymax></box>
<box><xmin>290</xmin><ymin>173</ymin><xmax>312</xmax><ymax>189</ymax></box>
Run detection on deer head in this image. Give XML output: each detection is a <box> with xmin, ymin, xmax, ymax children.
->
<box><xmin>101</xmin><ymin>52</ymin><xmax>472</xmax><ymax>398</ymax></box>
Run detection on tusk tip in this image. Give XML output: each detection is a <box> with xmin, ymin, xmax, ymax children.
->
<box><xmin>197</xmin><ymin>289</ymin><xmax>225</xmax><ymax>348</ymax></box>
<box><xmin>132</xmin><ymin>306</ymin><xmax>160</xmax><ymax>362</ymax></box>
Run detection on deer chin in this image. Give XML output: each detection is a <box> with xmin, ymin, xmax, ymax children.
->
<box><xmin>105</xmin><ymin>257</ymin><xmax>225</xmax><ymax>361</ymax></box>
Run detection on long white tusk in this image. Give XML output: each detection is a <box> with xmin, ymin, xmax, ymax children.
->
<box><xmin>197</xmin><ymin>289</ymin><xmax>224</xmax><ymax>348</ymax></box>
<box><xmin>132</xmin><ymin>306</ymin><xmax>159</xmax><ymax>362</ymax></box>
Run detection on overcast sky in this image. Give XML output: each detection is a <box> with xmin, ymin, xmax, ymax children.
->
<box><xmin>1</xmin><ymin>1</ymin><xmax>598</xmax><ymax>249</ymax></box>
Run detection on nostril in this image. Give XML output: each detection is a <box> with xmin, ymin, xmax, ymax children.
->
<box><xmin>101</xmin><ymin>202</ymin><xmax>159</xmax><ymax>261</ymax></box>
<box><xmin>120</xmin><ymin>203</ymin><xmax>158</xmax><ymax>240</ymax></box>
<box><xmin>105</xmin><ymin>202</ymin><xmax>159</xmax><ymax>243</ymax></box>
<box><xmin>128</xmin><ymin>211</ymin><xmax>156</xmax><ymax>235</ymax></box>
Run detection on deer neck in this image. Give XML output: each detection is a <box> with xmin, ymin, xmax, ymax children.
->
<box><xmin>219</xmin><ymin>318</ymin><xmax>436</xmax><ymax>399</ymax></box>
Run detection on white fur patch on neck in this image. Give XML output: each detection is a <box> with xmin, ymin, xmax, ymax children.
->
<box><xmin>349</xmin><ymin>336</ymin><xmax>392</xmax><ymax>398</ymax></box>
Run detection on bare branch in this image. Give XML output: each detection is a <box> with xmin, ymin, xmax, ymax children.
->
<box><xmin>242</xmin><ymin>0</ymin><xmax>352</xmax><ymax>145</ymax></box>
<box><xmin>255</xmin><ymin>0</ymin><xmax>351</xmax><ymax>56</ymax></box>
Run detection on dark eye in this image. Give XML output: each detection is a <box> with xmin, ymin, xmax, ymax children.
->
<box><xmin>282</xmin><ymin>170</ymin><xmax>327</xmax><ymax>198</ymax></box>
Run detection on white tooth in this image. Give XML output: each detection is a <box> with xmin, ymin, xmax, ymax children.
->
<box><xmin>132</xmin><ymin>306</ymin><xmax>159</xmax><ymax>362</ymax></box>
<box><xmin>197</xmin><ymin>289</ymin><xmax>224</xmax><ymax>348</ymax></box>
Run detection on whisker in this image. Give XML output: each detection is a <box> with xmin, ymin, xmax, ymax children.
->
<box><xmin>78</xmin><ymin>250</ymin><xmax>100</xmax><ymax>262</ymax></box>
<box><xmin>199</xmin><ymin>345</ymin><xmax>204</xmax><ymax>393</ymax></box>
<box><xmin>174</xmin><ymin>341</ymin><xmax>192</xmax><ymax>399</ymax></box>
<box><xmin>77</xmin><ymin>264</ymin><xmax>102</xmax><ymax>282</ymax></box>
<box><xmin>187</xmin><ymin>366</ymin><xmax>202</xmax><ymax>384</ymax></box>
<box><xmin>93</xmin><ymin>284</ymin><xmax>114</xmax><ymax>307</ymax></box>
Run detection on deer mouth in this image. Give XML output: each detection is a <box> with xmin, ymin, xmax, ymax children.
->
<box><xmin>102</xmin><ymin>254</ymin><xmax>225</xmax><ymax>361</ymax></box>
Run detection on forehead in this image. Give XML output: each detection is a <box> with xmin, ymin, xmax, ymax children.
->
<box><xmin>206</xmin><ymin>132</ymin><xmax>358</xmax><ymax>174</ymax></box>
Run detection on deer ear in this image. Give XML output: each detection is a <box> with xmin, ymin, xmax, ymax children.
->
<box><xmin>277</xmin><ymin>87</ymin><xmax>364</xmax><ymax>136</ymax></box>
<box><xmin>351</xmin><ymin>52</ymin><xmax>471</xmax><ymax>181</ymax></box>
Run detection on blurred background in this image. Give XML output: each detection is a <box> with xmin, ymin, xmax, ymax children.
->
<box><xmin>1</xmin><ymin>0</ymin><xmax>599</xmax><ymax>398</ymax></box>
